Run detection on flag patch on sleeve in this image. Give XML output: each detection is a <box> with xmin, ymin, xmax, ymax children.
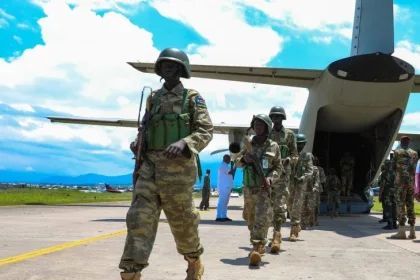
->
<box><xmin>195</xmin><ymin>97</ymin><xmax>207</xmax><ymax>108</ymax></box>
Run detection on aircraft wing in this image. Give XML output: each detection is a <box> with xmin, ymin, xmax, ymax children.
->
<box><xmin>46</xmin><ymin>116</ymin><xmax>299</xmax><ymax>134</ymax></box>
<box><xmin>127</xmin><ymin>62</ymin><xmax>323</xmax><ymax>88</ymax></box>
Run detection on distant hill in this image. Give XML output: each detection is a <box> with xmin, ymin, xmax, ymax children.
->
<box><xmin>0</xmin><ymin>161</ymin><xmax>244</xmax><ymax>186</ymax></box>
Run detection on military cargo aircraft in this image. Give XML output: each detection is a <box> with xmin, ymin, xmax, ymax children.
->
<box><xmin>46</xmin><ymin>0</ymin><xmax>420</xmax><ymax>214</ymax></box>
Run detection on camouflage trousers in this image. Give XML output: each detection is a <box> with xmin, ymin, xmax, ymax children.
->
<box><xmin>269</xmin><ymin>179</ymin><xmax>289</xmax><ymax>231</ymax></box>
<box><xmin>341</xmin><ymin>173</ymin><xmax>353</xmax><ymax>195</ymax></box>
<box><xmin>199</xmin><ymin>187</ymin><xmax>210</xmax><ymax>210</ymax></box>
<box><xmin>119</xmin><ymin>173</ymin><xmax>203</xmax><ymax>272</ymax></box>
<box><xmin>243</xmin><ymin>186</ymin><xmax>272</xmax><ymax>245</ymax></box>
<box><xmin>396</xmin><ymin>184</ymin><xmax>416</xmax><ymax>226</ymax></box>
<box><xmin>301</xmin><ymin>191</ymin><xmax>317</xmax><ymax>226</ymax></box>
<box><xmin>327</xmin><ymin>191</ymin><xmax>340</xmax><ymax>216</ymax></box>
<box><xmin>382</xmin><ymin>190</ymin><xmax>397</xmax><ymax>223</ymax></box>
<box><xmin>314</xmin><ymin>191</ymin><xmax>321</xmax><ymax>223</ymax></box>
<box><xmin>290</xmin><ymin>181</ymin><xmax>305</xmax><ymax>226</ymax></box>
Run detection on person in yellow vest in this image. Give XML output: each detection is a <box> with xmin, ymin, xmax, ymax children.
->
<box><xmin>119</xmin><ymin>48</ymin><xmax>213</xmax><ymax>280</ymax></box>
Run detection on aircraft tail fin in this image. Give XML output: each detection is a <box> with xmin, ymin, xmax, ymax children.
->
<box><xmin>350</xmin><ymin>0</ymin><xmax>394</xmax><ymax>56</ymax></box>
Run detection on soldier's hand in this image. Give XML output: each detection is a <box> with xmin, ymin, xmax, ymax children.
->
<box><xmin>163</xmin><ymin>140</ymin><xmax>188</xmax><ymax>159</ymax></box>
<box><xmin>282</xmin><ymin>157</ymin><xmax>290</xmax><ymax>165</ymax></box>
<box><xmin>262</xmin><ymin>177</ymin><xmax>273</xmax><ymax>189</ymax></box>
<box><xmin>244</xmin><ymin>153</ymin><xmax>254</xmax><ymax>164</ymax></box>
<box><xmin>296</xmin><ymin>176</ymin><xmax>304</xmax><ymax>183</ymax></box>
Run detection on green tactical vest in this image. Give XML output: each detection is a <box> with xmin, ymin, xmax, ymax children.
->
<box><xmin>279</xmin><ymin>136</ymin><xmax>289</xmax><ymax>159</ymax></box>
<box><xmin>147</xmin><ymin>88</ymin><xmax>192</xmax><ymax>150</ymax></box>
<box><xmin>146</xmin><ymin>88</ymin><xmax>203</xmax><ymax>181</ymax></box>
<box><xmin>243</xmin><ymin>142</ymin><xmax>271</xmax><ymax>187</ymax></box>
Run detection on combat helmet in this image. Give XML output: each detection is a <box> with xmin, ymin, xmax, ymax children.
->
<box><xmin>154</xmin><ymin>48</ymin><xmax>191</xmax><ymax>79</ymax></box>
<box><xmin>296</xmin><ymin>134</ymin><xmax>307</xmax><ymax>143</ymax></box>
<box><xmin>251</xmin><ymin>114</ymin><xmax>273</xmax><ymax>134</ymax></box>
<box><xmin>269</xmin><ymin>106</ymin><xmax>287</xmax><ymax>120</ymax></box>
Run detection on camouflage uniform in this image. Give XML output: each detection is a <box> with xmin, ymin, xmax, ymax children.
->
<box><xmin>301</xmin><ymin>165</ymin><xmax>320</xmax><ymax>228</ymax></box>
<box><xmin>378</xmin><ymin>161</ymin><xmax>397</xmax><ymax>230</ymax></box>
<box><xmin>340</xmin><ymin>153</ymin><xmax>355</xmax><ymax>196</ymax></box>
<box><xmin>391</xmin><ymin>145</ymin><xmax>418</xmax><ymax>239</ymax></box>
<box><xmin>119</xmin><ymin>48</ymin><xmax>213</xmax><ymax>280</ymax></box>
<box><xmin>236</xmin><ymin>114</ymin><xmax>283</xmax><ymax>265</ymax></box>
<box><xmin>325</xmin><ymin>168</ymin><xmax>341</xmax><ymax>218</ymax></box>
<box><xmin>314</xmin><ymin>164</ymin><xmax>325</xmax><ymax>226</ymax></box>
<box><xmin>199</xmin><ymin>174</ymin><xmax>211</xmax><ymax>210</ymax></box>
<box><xmin>267</xmin><ymin>119</ymin><xmax>297</xmax><ymax>251</ymax></box>
<box><xmin>289</xmin><ymin>134</ymin><xmax>313</xmax><ymax>242</ymax></box>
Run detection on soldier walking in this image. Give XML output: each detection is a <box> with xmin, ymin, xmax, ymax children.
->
<box><xmin>235</xmin><ymin>114</ymin><xmax>284</xmax><ymax>266</ymax></box>
<box><xmin>119</xmin><ymin>48</ymin><xmax>214</xmax><ymax>280</ymax></box>
<box><xmin>199</xmin><ymin>169</ymin><xmax>211</xmax><ymax>211</ymax></box>
<box><xmin>313</xmin><ymin>156</ymin><xmax>325</xmax><ymax>226</ymax></box>
<box><xmin>288</xmin><ymin>134</ymin><xmax>313</xmax><ymax>241</ymax></box>
<box><xmin>325</xmin><ymin>168</ymin><xmax>341</xmax><ymax>218</ymax></box>
<box><xmin>267</xmin><ymin>106</ymin><xmax>296</xmax><ymax>252</ymax></box>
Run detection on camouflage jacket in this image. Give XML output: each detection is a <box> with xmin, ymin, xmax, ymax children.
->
<box><xmin>392</xmin><ymin>148</ymin><xmax>418</xmax><ymax>186</ymax></box>
<box><xmin>340</xmin><ymin>155</ymin><xmax>355</xmax><ymax>175</ymax></box>
<box><xmin>318</xmin><ymin>166</ymin><xmax>326</xmax><ymax>186</ymax></box>
<box><xmin>294</xmin><ymin>151</ymin><xmax>313</xmax><ymax>184</ymax></box>
<box><xmin>378</xmin><ymin>169</ymin><xmax>395</xmax><ymax>194</ymax></box>
<box><xmin>138</xmin><ymin>82</ymin><xmax>214</xmax><ymax>179</ymax></box>
<box><xmin>269</xmin><ymin>126</ymin><xmax>298</xmax><ymax>160</ymax></box>
<box><xmin>307</xmin><ymin>166</ymin><xmax>320</xmax><ymax>192</ymax></box>
<box><xmin>325</xmin><ymin>174</ymin><xmax>341</xmax><ymax>192</ymax></box>
<box><xmin>236</xmin><ymin>137</ymin><xmax>284</xmax><ymax>187</ymax></box>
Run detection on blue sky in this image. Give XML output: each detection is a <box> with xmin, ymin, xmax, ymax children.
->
<box><xmin>1</xmin><ymin>0</ymin><xmax>420</xmax><ymax>178</ymax></box>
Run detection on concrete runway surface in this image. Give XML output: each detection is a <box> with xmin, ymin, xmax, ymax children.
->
<box><xmin>0</xmin><ymin>197</ymin><xmax>419</xmax><ymax>280</ymax></box>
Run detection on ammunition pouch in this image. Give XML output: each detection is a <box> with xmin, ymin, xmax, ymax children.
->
<box><xmin>280</xmin><ymin>145</ymin><xmax>288</xmax><ymax>159</ymax></box>
<box><xmin>147</xmin><ymin>113</ymin><xmax>191</xmax><ymax>150</ymax></box>
<box><xmin>147</xmin><ymin>88</ymin><xmax>192</xmax><ymax>150</ymax></box>
<box><xmin>243</xmin><ymin>165</ymin><xmax>270</xmax><ymax>187</ymax></box>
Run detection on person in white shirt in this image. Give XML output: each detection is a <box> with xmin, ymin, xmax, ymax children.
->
<box><xmin>215</xmin><ymin>154</ymin><xmax>234</xmax><ymax>222</ymax></box>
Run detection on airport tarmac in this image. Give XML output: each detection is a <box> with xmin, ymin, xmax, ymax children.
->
<box><xmin>0</xmin><ymin>197</ymin><xmax>419</xmax><ymax>280</ymax></box>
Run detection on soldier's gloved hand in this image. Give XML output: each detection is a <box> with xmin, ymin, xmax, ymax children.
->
<box><xmin>244</xmin><ymin>153</ymin><xmax>254</xmax><ymax>164</ymax></box>
<box><xmin>163</xmin><ymin>140</ymin><xmax>188</xmax><ymax>159</ymax></box>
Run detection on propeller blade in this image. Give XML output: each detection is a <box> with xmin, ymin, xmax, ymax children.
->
<box><xmin>210</xmin><ymin>149</ymin><xmax>229</xmax><ymax>155</ymax></box>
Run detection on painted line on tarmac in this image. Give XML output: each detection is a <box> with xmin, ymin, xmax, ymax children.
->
<box><xmin>0</xmin><ymin>229</ymin><xmax>127</xmax><ymax>267</ymax></box>
<box><xmin>0</xmin><ymin>210</ymin><xmax>214</xmax><ymax>266</ymax></box>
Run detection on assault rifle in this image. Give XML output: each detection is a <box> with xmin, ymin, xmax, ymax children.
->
<box><xmin>242</xmin><ymin>137</ymin><xmax>269</xmax><ymax>188</ymax></box>
<box><xmin>132</xmin><ymin>86</ymin><xmax>152</xmax><ymax>186</ymax></box>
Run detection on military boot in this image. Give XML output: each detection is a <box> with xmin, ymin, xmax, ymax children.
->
<box><xmin>249</xmin><ymin>243</ymin><xmax>263</xmax><ymax>266</ymax></box>
<box><xmin>184</xmin><ymin>256</ymin><xmax>204</xmax><ymax>280</ymax></box>
<box><xmin>288</xmin><ymin>225</ymin><xmax>298</xmax><ymax>242</ymax></box>
<box><xmin>391</xmin><ymin>225</ymin><xmax>407</xmax><ymax>239</ymax></box>
<box><xmin>309</xmin><ymin>214</ymin><xmax>315</xmax><ymax>227</ymax></box>
<box><xmin>120</xmin><ymin>271</ymin><xmax>141</xmax><ymax>280</ymax></box>
<box><xmin>270</xmin><ymin>231</ymin><xmax>281</xmax><ymax>253</ymax></box>
<box><xmin>382</xmin><ymin>221</ymin><xmax>393</xmax><ymax>230</ymax></box>
<box><xmin>408</xmin><ymin>225</ymin><xmax>416</xmax><ymax>239</ymax></box>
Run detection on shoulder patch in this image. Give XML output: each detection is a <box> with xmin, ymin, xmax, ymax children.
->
<box><xmin>195</xmin><ymin>96</ymin><xmax>207</xmax><ymax>108</ymax></box>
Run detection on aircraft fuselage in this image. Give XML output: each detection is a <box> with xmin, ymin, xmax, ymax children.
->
<box><xmin>299</xmin><ymin>53</ymin><xmax>416</xmax><ymax>195</ymax></box>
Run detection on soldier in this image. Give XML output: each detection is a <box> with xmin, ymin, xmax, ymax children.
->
<box><xmin>119</xmin><ymin>48</ymin><xmax>213</xmax><ymax>280</ymax></box>
<box><xmin>325</xmin><ymin>168</ymin><xmax>341</xmax><ymax>218</ymax></box>
<box><xmin>301</xmin><ymin>162</ymin><xmax>320</xmax><ymax>229</ymax></box>
<box><xmin>235</xmin><ymin>114</ymin><xmax>283</xmax><ymax>266</ymax></box>
<box><xmin>391</xmin><ymin>136</ymin><xmax>418</xmax><ymax>240</ymax></box>
<box><xmin>288</xmin><ymin>134</ymin><xmax>313</xmax><ymax>242</ymax></box>
<box><xmin>377</xmin><ymin>164</ymin><xmax>388</xmax><ymax>223</ymax></box>
<box><xmin>313</xmin><ymin>156</ymin><xmax>325</xmax><ymax>226</ymax></box>
<box><xmin>199</xmin><ymin>169</ymin><xmax>211</xmax><ymax>211</ymax></box>
<box><xmin>267</xmin><ymin>106</ymin><xmax>296</xmax><ymax>252</ymax></box>
<box><xmin>379</xmin><ymin>160</ymin><xmax>398</xmax><ymax>230</ymax></box>
<box><xmin>340</xmin><ymin>152</ymin><xmax>355</xmax><ymax>196</ymax></box>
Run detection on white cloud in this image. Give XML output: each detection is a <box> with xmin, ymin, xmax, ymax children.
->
<box><xmin>13</xmin><ymin>36</ymin><xmax>22</xmax><ymax>44</ymax></box>
<box><xmin>311</xmin><ymin>36</ymin><xmax>333</xmax><ymax>44</ymax></box>
<box><xmin>394</xmin><ymin>41</ymin><xmax>420</xmax><ymax>70</ymax></box>
<box><xmin>25</xmin><ymin>166</ymin><xmax>35</xmax><ymax>171</ymax></box>
<box><xmin>2</xmin><ymin>0</ymin><xmax>417</xmax><ymax>175</ymax></box>
<box><xmin>9</xmin><ymin>104</ymin><xmax>35</xmax><ymax>112</ymax></box>
<box><xmin>0</xmin><ymin>8</ymin><xmax>15</xmax><ymax>20</ymax></box>
<box><xmin>0</xmin><ymin>18</ymin><xmax>8</xmax><ymax>28</ymax></box>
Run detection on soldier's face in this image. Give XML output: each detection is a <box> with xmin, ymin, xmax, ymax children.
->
<box><xmin>270</xmin><ymin>115</ymin><xmax>283</xmax><ymax>127</ymax></box>
<box><xmin>160</xmin><ymin>60</ymin><xmax>180</xmax><ymax>80</ymax></box>
<box><xmin>297</xmin><ymin>142</ymin><xmax>305</xmax><ymax>152</ymax></box>
<box><xmin>253</xmin><ymin>119</ymin><xmax>266</xmax><ymax>136</ymax></box>
<box><xmin>401</xmin><ymin>138</ymin><xmax>409</xmax><ymax>147</ymax></box>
